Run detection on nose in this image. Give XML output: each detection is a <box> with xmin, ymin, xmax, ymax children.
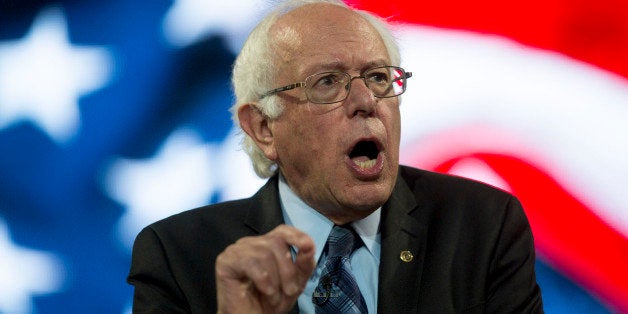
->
<box><xmin>345</xmin><ymin>76</ymin><xmax>377</xmax><ymax>117</ymax></box>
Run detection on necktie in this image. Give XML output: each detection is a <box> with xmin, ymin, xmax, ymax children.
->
<box><xmin>312</xmin><ymin>225</ymin><xmax>368</xmax><ymax>313</ymax></box>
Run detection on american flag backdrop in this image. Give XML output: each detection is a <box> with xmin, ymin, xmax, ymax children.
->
<box><xmin>0</xmin><ymin>0</ymin><xmax>626</xmax><ymax>313</ymax></box>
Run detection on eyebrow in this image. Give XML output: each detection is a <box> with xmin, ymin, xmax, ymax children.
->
<box><xmin>300</xmin><ymin>59</ymin><xmax>389</xmax><ymax>77</ymax></box>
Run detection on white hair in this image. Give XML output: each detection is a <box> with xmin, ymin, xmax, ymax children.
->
<box><xmin>230</xmin><ymin>0</ymin><xmax>401</xmax><ymax>178</ymax></box>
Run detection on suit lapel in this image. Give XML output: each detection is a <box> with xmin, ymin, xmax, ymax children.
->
<box><xmin>377</xmin><ymin>169</ymin><xmax>432</xmax><ymax>312</ymax></box>
<box><xmin>243</xmin><ymin>175</ymin><xmax>285</xmax><ymax>235</ymax></box>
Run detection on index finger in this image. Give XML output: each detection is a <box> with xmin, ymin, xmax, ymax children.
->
<box><xmin>269</xmin><ymin>224</ymin><xmax>315</xmax><ymax>257</ymax></box>
<box><xmin>267</xmin><ymin>225</ymin><xmax>316</xmax><ymax>294</ymax></box>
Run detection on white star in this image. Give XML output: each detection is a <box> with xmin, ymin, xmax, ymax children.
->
<box><xmin>105</xmin><ymin>127</ymin><xmax>264</xmax><ymax>249</ymax></box>
<box><xmin>0</xmin><ymin>6</ymin><xmax>113</xmax><ymax>143</ymax></box>
<box><xmin>0</xmin><ymin>217</ymin><xmax>65</xmax><ymax>313</ymax></box>
<box><xmin>162</xmin><ymin>0</ymin><xmax>267</xmax><ymax>52</ymax></box>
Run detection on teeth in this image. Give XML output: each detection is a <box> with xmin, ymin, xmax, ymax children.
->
<box><xmin>354</xmin><ymin>159</ymin><xmax>376</xmax><ymax>169</ymax></box>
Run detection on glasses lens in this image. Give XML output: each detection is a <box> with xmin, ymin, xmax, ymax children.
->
<box><xmin>365</xmin><ymin>66</ymin><xmax>406</xmax><ymax>98</ymax></box>
<box><xmin>304</xmin><ymin>67</ymin><xmax>407</xmax><ymax>104</ymax></box>
<box><xmin>305</xmin><ymin>72</ymin><xmax>350</xmax><ymax>104</ymax></box>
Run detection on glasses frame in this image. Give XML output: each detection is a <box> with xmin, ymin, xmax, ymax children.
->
<box><xmin>259</xmin><ymin>66</ymin><xmax>412</xmax><ymax>104</ymax></box>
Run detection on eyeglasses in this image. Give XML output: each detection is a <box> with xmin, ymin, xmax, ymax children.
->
<box><xmin>259</xmin><ymin>66</ymin><xmax>412</xmax><ymax>104</ymax></box>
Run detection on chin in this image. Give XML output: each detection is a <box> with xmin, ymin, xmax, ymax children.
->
<box><xmin>341</xmin><ymin>183</ymin><xmax>391</xmax><ymax>212</ymax></box>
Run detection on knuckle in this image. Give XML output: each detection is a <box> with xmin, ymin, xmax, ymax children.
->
<box><xmin>234</xmin><ymin>236</ymin><xmax>253</xmax><ymax>246</ymax></box>
<box><xmin>257</xmin><ymin>249</ymin><xmax>276</xmax><ymax>264</ymax></box>
<box><xmin>250</xmin><ymin>268</ymin><xmax>269</xmax><ymax>282</ymax></box>
<box><xmin>265</xmin><ymin>234</ymin><xmax>285</xmax><ymax>248</ymax></box>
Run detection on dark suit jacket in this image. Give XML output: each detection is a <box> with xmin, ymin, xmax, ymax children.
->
<box><xmin>128</xmin><ymin>166</ymin><xmax>543</xmax><ymax>313</ymax></box>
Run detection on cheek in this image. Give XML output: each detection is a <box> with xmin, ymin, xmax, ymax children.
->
<box><xmin>382</xmin><ymin>107</ymin><xmax>402</xmax><ymax>161</ymax></box>
<box><xmin>376</xmin><ymin>103</ymin><xmax>400</xmax><ymax>131</ymax></box>
<box><xmin>289</xmin><ymin>111</ymin><xmax>335</xmax><ymax>141</ymax></box>
<box><xmin>388</xmin><ymin>107</ymin><xmax>402</xmax><ymax>138</ymax></box>
<box><xmin>276</xmin><ymin>114</ymin><xmax>329</xmax><ymax>159</ymax></box>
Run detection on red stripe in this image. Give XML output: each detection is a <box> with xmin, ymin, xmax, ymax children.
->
<box><xmin>347</xmin><ymin>0</ymin><xmax>628</xmax><ymax>80</ymax></box>
<box><xmin>349</xmin><ymin>0</ymin><xmax>628</xmax><ymax>309</ymax></box>
<box><xmin>433</xmin><ymin>154</ymin><xmax>628</xmax><ymax>312</ymax></box>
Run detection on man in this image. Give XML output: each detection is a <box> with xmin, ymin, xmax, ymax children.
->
<box><xmin>128</xmin><ymin>0</ymin><xmax>543</xmax><ymax>313</ymax></box>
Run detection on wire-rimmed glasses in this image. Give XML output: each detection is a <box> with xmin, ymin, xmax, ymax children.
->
<box><xmin>259</xmin><ymin>66</ymin><xmax>412</xmax><ymax>104</ymax></box>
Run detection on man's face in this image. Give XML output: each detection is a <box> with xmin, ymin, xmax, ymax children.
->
<box><xmin>265</xmin><ymin>4</ymin><xmax>401</xmax><ymax>224</ymax></box>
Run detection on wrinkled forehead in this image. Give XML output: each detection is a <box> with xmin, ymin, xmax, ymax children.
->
<box><xmin>268</xmin><ymin>3</ymin><xmax>387</xmax><ymax>71</ymax></box>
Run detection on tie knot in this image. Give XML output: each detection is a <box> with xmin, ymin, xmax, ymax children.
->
<box><xmin>325</xmin><ymin>225</ymin><xmax>362</xmax><ymax>258</ymax></box>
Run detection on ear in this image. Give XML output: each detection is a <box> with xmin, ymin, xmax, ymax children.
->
<box><xmin>238</xmin><ymin>104</ymin><xmax>278</xmax><ymax>161</ymax></box>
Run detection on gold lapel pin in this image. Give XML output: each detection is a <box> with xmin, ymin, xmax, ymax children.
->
<box><xmin>400</xmin><ymin>250</ymin><xmax>414</xmax><ymax>262</ymax></box>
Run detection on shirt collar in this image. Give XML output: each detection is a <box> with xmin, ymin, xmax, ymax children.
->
<box><xmin>278</xmin><ymin>175</ymin><xmax>381</xmax><ymax>261</ymax></box>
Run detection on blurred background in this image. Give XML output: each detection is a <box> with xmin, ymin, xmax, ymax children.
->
<box><xmin>0</xmin><ymin>0</ymin><xmax>627</xmax><ymax>313</ymax></box>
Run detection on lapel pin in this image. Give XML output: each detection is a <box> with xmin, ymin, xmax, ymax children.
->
<box><xmin>400</xmin><ymin>250</ymin><xmax>414</xmax><ymax>262</ymax></box>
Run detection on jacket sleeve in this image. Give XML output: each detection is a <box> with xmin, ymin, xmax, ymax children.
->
<box><xmin>486</xmin><ymin>196</ymin><xmax>544</xmax><ymax>313</ymax></box>
<box><xmin>127</xmin><ymin>226</ymin><xmax>191</xmax><ymax>313</ymax></box>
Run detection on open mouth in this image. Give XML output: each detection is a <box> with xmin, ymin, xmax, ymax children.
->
<box><xmin>348</xmin><ymin>140</ymin><xmax>380</xmax><ymax>169</ymax></box>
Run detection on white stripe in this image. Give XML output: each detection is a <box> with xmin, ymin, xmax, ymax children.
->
<box><xmin>395</xmin><ymin>25</ymin><xmax>628</xmax><ymax>237</ymax></box>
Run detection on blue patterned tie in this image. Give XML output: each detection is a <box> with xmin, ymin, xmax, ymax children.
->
<box><xmin>312</xmin><ymin>225</ymin><xmax>368</xmax><ymax>313</ymax></box>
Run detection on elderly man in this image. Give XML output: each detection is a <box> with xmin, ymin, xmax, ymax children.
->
<box><xmin>128</xmin><ymin>0</ymin><xmax>543</xmax><ymax>313</ymax></box>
